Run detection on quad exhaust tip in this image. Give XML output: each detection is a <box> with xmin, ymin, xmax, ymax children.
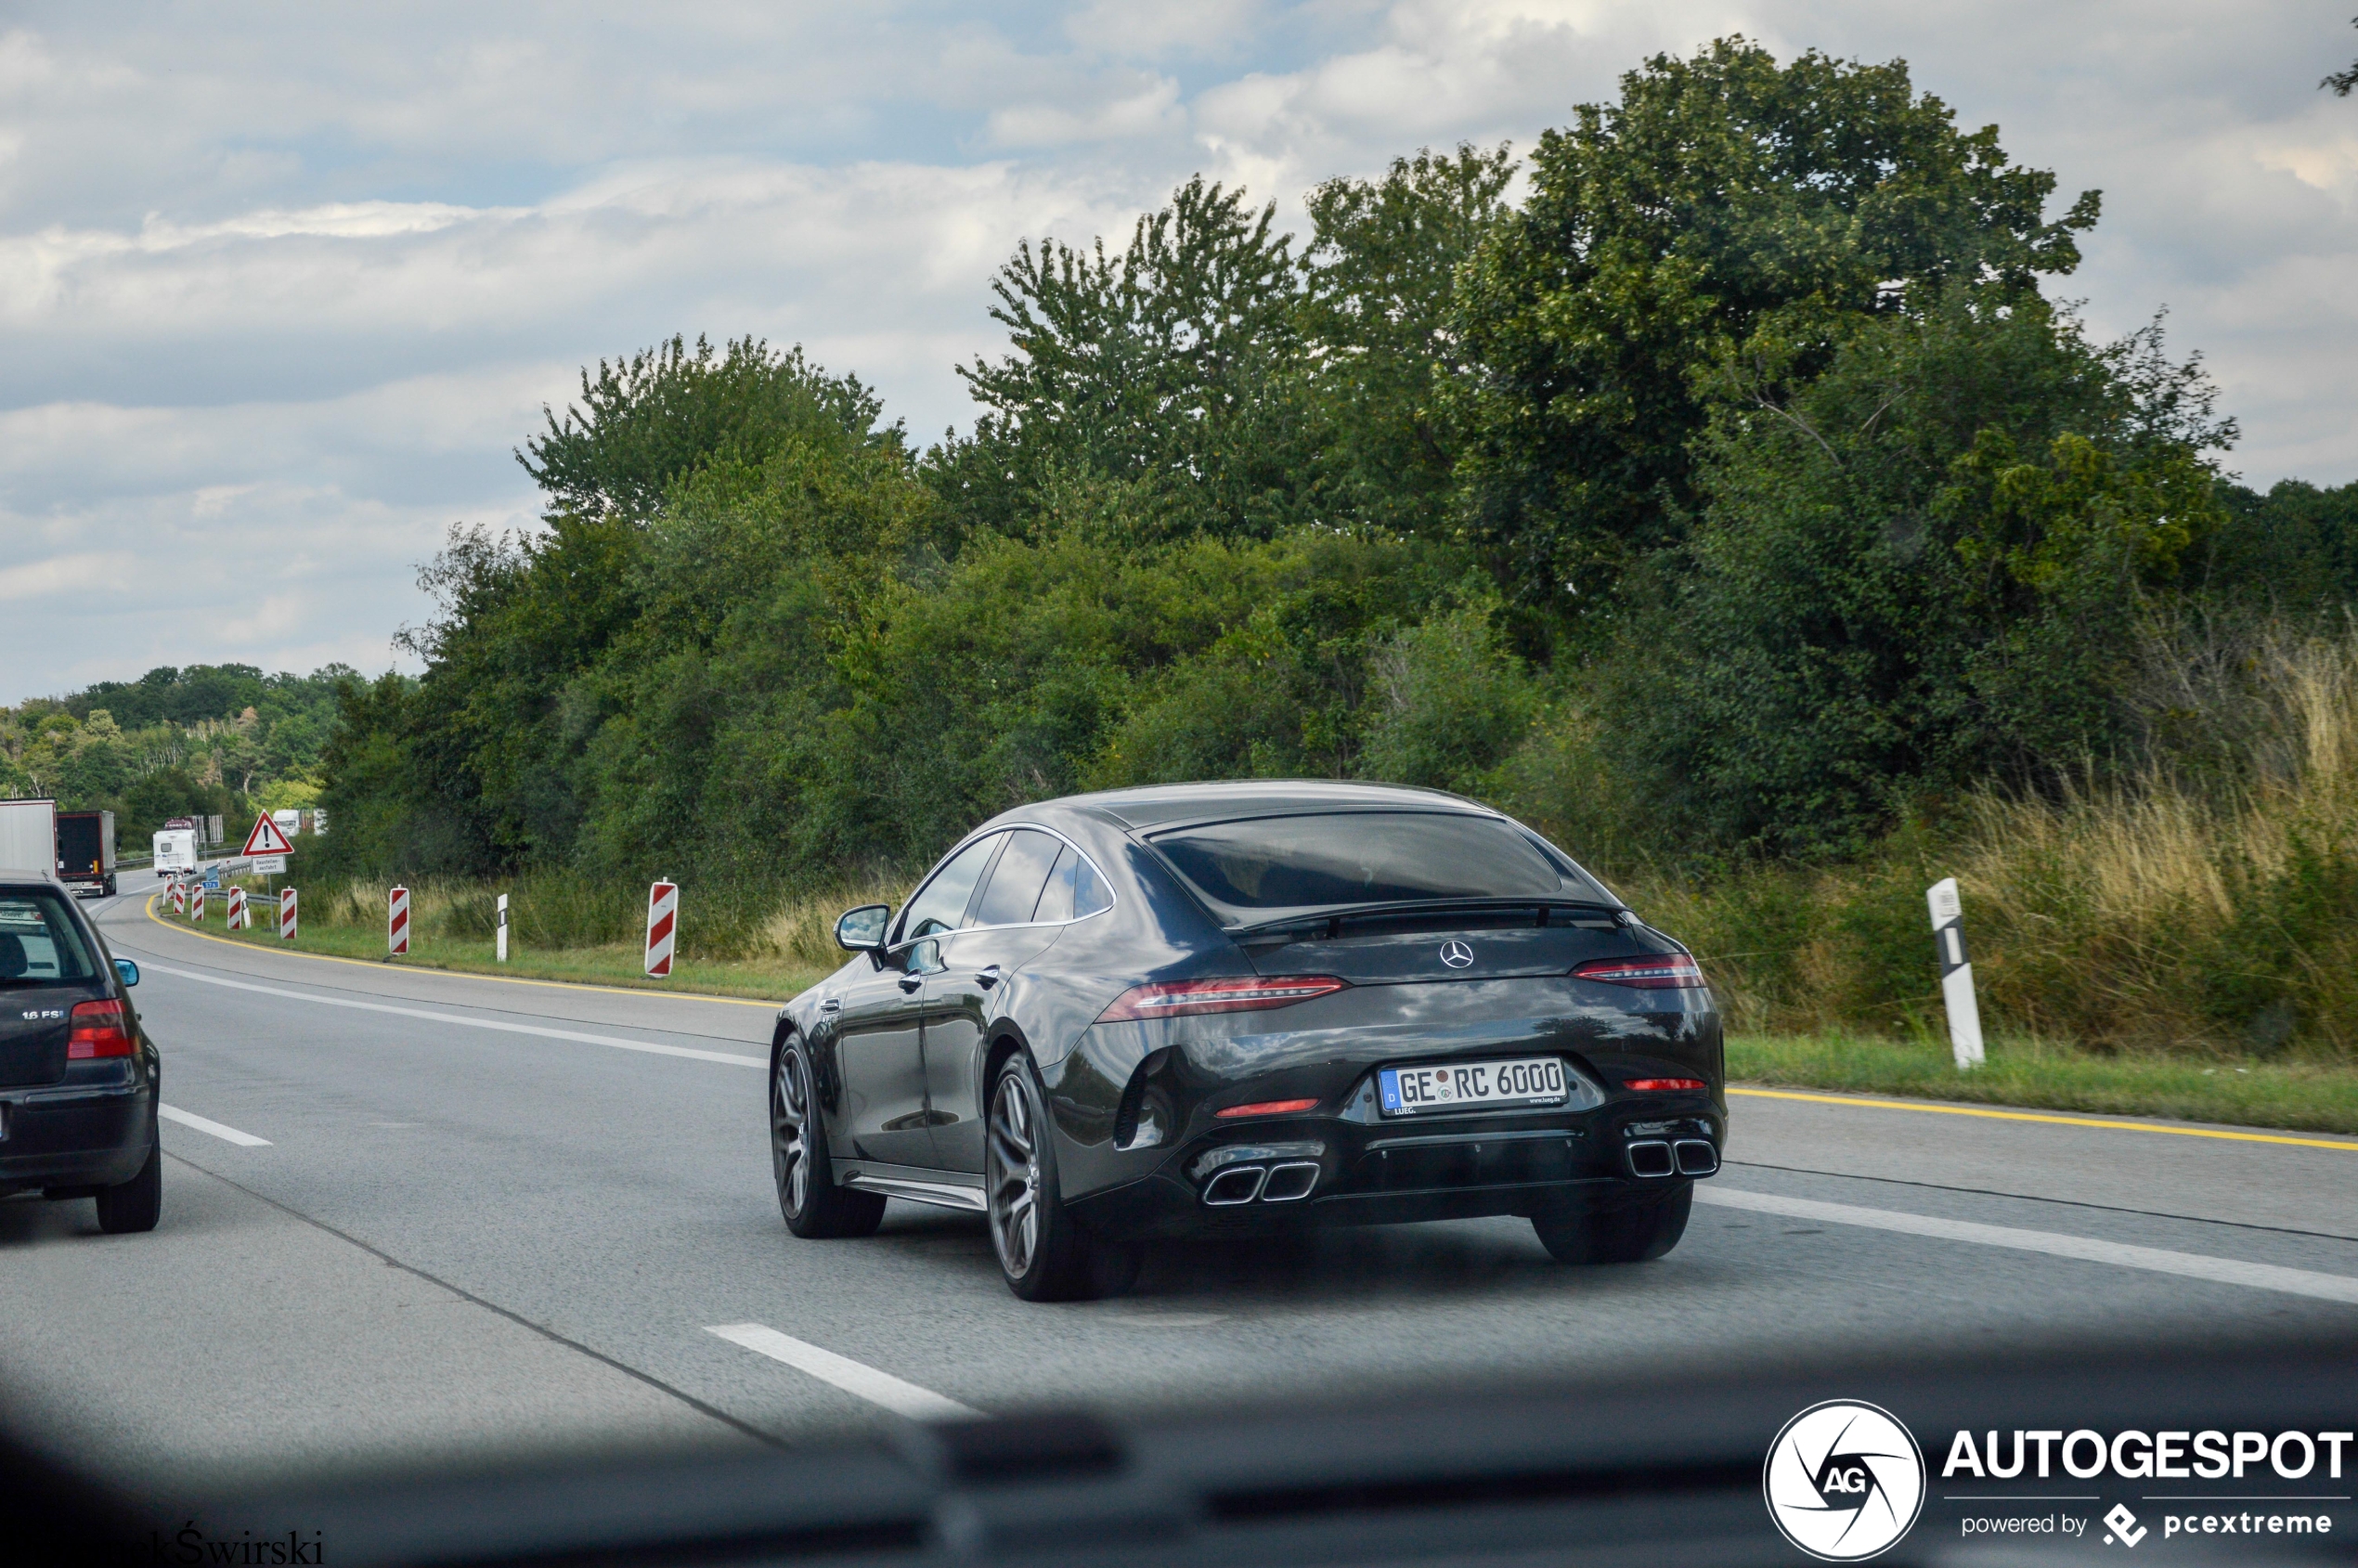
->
<box><xmin>1199</xmin><ymin>1160</ymin><xmax>1322</xmax><ymax>1206</ymax></box>
<box><xmin>1259</xmin><ymin>1161</ymin><xmax>1319</xmax><ymax>1202</ymax></box>
<box><xmin>1625</xmin><ymin>1137</ymin><xmax>1718</xmax><ymax>1178</ymax></box>
<box><xmin>1672</xmin><ymin>1138</ymin><xmax>1719</xmax><ymax>1177</ymax></box>
<box><xmin>1202</xmin><ymin>1166</ymin><xmax>1267</xmax><ymax>1206</ymax></box>
<box><xmin>1624</xmin><ymin>1139</ymin><xmax>1676</xmax><ymax>1178</ymax></box>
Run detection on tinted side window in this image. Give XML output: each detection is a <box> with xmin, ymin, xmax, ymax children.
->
<box><xmin>1032</xmin><ymin>847</ymin><xmax>1076</xmax><ymax>924</ymax></box>
<box><xmin>900</xmin><ymin>835</ymin><xmax>1002</xmax><ymax>940</ymax></box>
<box><xmin>971</xmin><ymin>829</ymin><xmax>1063</xmax><ymax>928</ymax></box>
<box><xmin>1072</xmin><ymin>853</ymin><xmax>1112</xmax><ymax>918</ymax></box>
<box><xmin>1031</xmin><ymin>843</ymin><xmax>1113</xmax><ymax>924</ymax></box>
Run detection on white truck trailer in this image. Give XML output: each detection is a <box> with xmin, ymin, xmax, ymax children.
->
<box><xmin>0</xmin><ymin>797</ymin><xmax>58</xmax><ymax>875</ymax></box>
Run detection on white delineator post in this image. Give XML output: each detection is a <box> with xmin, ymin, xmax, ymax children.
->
<box><xmin>644</xmin><ymin>879</ymin><xmax>678</xmax><ymax>978</ymax></box>
<box><xmin>388</xmin><ymin>885</ymin><xmax>410</xmax><ymax>956</ymax></box>
<box><xmin>227</xmin><ymin>886</ymin><xmax>247</xmax><ymax>930</ymax></box>
<box><xmin>279</xmin><ymin>887</ymin><xmax>298</xmax><ymax>942</ymax></box>
<box><xmin>1926</xmin><ymin>877</ymin><xmax>1986</xmax><ymax>1069</ymax></box>
<box><xmin>496</xmin><ymin>892</ymin><xmax>509</xmax><ymax>963</ymax></box>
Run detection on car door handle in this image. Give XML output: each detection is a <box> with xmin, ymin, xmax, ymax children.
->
<box><xmin>819</xmin><ymin>998</ymin><xmax>841</xmax><ymax>1013</ymax></box>
<box><xmin>898</xmin><ymin>975</ymin><xmax>922</xmax><ymax>994</ymax></box>
<box><xmin>975</xmin><ymin>965</ymin><xmax>1003</xmax><ymax>990</ymax></box>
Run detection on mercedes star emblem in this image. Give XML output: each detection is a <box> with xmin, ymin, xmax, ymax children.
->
<box><xmin>1439</xmin><ymin>940</ymin><xmax>1474</xmax><ymax>968</ymax></box>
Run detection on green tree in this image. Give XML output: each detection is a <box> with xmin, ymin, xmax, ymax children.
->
<box><xmin>1451</xmin><ymin>37</ymin><xmax>2099</xmax><ymax>615</ymax></box>
<box><xmin>1613</xmin><ymin>292</ymin><xmax>2231</xmax><ymax>854</ymax></box>
<box><xmin>1300</xmin><ymin>144</ymin><xmax>1516</xmax><ymax>537</ymax></box>
<box><xmin>936</xmin><ymin>175</ymin><xmax>1312</xmax><ymax>543</ymax></box>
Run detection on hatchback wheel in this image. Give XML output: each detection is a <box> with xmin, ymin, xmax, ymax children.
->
<box><xmin>773</xmin><ymin>1041</ymin><xmax>884</xmax><ymax>1239</ymax></box>
<box><xmin>1532</xmin><ymin>1184</ymin><xmax>1691</xmax><ymax>1264</ymax></box>
<box><xmin>987</xmin><ymin>1057</ymin><xmax>1139</xmax><ymax>1302</ymax></box>
<box><xmin>95</xmin><ymin>1135</ymin><xmax>162</xmax><ymax>1235</ymax></box>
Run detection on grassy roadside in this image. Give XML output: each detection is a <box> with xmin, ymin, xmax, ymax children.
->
<box><xmin>142</xmin><ymin>894</ymin><xmax>827</xmax><ymax>1003</ymax></box>
<box><xmin>140</xmin><ymin>896</ymin><xmax>2358</xmax><ymax>1136</ymax></box>
<box><xmin>1731</xmin><ymin>1033</ymin><xmax>2358</xmax><ymax>1137</ymax></box>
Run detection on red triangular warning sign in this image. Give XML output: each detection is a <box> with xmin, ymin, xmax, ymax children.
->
<box><xmin>241</xmin><ymin>813</ymin><xmax>295</xmax><ymax>856</ymax></box>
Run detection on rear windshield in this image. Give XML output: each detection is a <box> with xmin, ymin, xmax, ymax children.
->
<box><xmin>1147</xmin><ymin>812</ymin><xmax>1608</xmax><ymax>925</ymax></box>
<box><xmin>0</xmin><ymin>889</ymin><xmax>101</xmax><ymax>986</ymax></box>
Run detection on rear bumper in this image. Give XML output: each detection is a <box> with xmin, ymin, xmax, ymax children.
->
<box><xmin>1068</xmin><ymin>1100</ymin><xmax>1719</xmax><ymax>1241</ymax></box>
<box><xmin>0</xmin><ymin>1081</ymin><xmax>154</xmax><ymax>1193</ymax></box>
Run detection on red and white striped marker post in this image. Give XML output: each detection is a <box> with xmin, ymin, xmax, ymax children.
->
<box><xmin>279</xmin><ymin>887</ymin><xmax>298</xmax><ymax>942</ymax></box>
<box><xmin>643</xmin><ymin>879</ymin><xmax>678</xmax><ymax>978</ymax></box>
<box><xmin>190</xmin><ymin>885</ymin><xmax>206</xmax><ymax>924</ymax></box>
<box><xmin>388</xmin><ymin>885</ymin><xmax>410</xmax><ymax>956</ymax></box>
<box><xmin>227</xmin><ymin>887</ymin><xmax>247</xmax><ymax>930</ymax></box>
<box><xmin>170</xmin><ymin>882</ymin><xmax>186</xmax><ymax>916</ymax></box>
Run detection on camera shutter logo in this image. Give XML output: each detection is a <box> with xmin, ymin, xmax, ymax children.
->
<box><xmin>1763</xmin><ymin>1400</ymin><xmax>1925</xmax><ymax>1561</ymax></box>
<box><xmin>1439</xmin><ymin>940</ymin><xmax>1473</xmax><ymax>968</ymax></box>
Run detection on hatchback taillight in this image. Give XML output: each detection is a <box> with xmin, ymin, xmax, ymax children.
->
<box><xmin>68</xmin><ymin>998</ymin><xmax>134</xmax><ymax>1059</ymax></box>
<box><xmin>1571</xmin><ymin>954</ymin><xmax>1705</xmax><ymax>989</ymax></box>
<box><xmin>1096</xmin><ymin>976</ymin><xmax>1348</xmax><ymax>1023</ymax></box>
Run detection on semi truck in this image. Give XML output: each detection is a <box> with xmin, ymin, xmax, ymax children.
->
<box><xmin>55</xmin><ymin>809</ymin><xmax>116</xmax><ymax>897</ymax></box>
<box><xmin>0</xmin><ymin>797</ymin><xmax>57</xmax><ymax>875</ymax></box>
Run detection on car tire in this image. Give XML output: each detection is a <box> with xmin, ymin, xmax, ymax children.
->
<box><xmin>94</xmin><ymin>1136</ymin><xmax>162</xmax><ymax>1235</ymax></box>
<box><xmin>773</xmin><ymin>1039</ymin><xmax>885</xmax><ymax>1239</ymax></box>
<box><xmin>987</xmin><ymin>1056</ymin><xmax>1140</xmax><ymax>1302</ymax></box>
<box><xmin>1531</xmin><ymin>1184</ymin><xmax>1691</xmax><ymax>1264</ymax></box>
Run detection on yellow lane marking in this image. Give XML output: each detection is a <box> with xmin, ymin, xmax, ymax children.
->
<box><xmin>135</xmin><ymin>892</ymin><xmax>781</xmax><ymax>1009</ymax></box>
<box><xmin>1729</xmin><ymin>1086</ymin><xmax>2358</xmax><ymax>1152</ymax></box>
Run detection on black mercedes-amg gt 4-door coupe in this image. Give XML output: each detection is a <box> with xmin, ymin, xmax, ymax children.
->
<box><xmin>770</xmin><ymin>782</ymin><xmax>1722</xmax><ymax>1300</ymax></box>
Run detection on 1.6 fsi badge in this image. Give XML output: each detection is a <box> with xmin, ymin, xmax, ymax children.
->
<box><xmin>1763</xmin><ymin>1400</ymin><xmax>1926</xmax><ymax>1561</ymax></box>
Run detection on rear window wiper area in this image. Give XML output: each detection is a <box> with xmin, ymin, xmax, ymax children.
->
<box><xmin>1229</xmin><ymin>900</ymin><xmax>1630</xmax><ymax>949</ymax></box>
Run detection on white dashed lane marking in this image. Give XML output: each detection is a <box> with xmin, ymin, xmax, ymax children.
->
<box><xmin>159</xmin><ymin>1104</ymin><xmax>271</xmax><ymax>1147</ymax></box>
<box><xmin>1699</xmin><ymin>1187</ymin><xmax>2358</xmax><ymax>1305</ymax></box>
<box><xmin>706</xmin><ymin>1323</ymin><xmax>979</xmax><ymax>1421</ymax></box>
<box><xmin>143</xmin><ymin>963</ymin><xmax>766</xmax><ymax>1069</ymax></box>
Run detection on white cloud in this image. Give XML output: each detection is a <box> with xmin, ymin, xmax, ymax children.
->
<box><xmin>0</xmin><ymin>0</ymin><xmax>2352</xmax><ymax>703</ymax></box>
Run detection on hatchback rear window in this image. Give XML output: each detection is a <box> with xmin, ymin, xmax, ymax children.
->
<box><xmin>0</xmin><ymin>890</ymin><xmax>101</xmax><ymax>985</ymax></box>
<box><xmin>1147</xmin><ymin>812</ymin><xmax>1606</xmax><ymax>925</ymax></box>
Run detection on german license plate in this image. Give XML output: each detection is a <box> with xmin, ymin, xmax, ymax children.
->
<box><xmin>1378</xmin><ymin>1057</ymin><xmax>1567</xmax><ymax>1117</ymax></box>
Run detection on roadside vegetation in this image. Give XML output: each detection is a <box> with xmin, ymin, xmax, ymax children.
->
<box><xmin>78</xmin><ymin>37</ymin><xmax>2358</xmax><ymax>1125</ymax></box>
<box><xmin>1</xmin><ymin>665</ymin><xmax>347</xmax><ymax>847</ymax></box>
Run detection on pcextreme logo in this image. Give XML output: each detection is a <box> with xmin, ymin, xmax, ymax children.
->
<box><xmin>1764</xmin><ymin>1400</ymin><xmax>1927</xmax><ymax>1562</ymax></box>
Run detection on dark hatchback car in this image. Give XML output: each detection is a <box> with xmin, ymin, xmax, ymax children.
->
<box><xmin>771</xmin><ymin>783</ymin><xmax>1721</xmax><ymax>1300</ymax></box>
<box><xmin>0</xmin><ymin>869</ymin><xmax>160</xmax><ymax>1233</ymax></box>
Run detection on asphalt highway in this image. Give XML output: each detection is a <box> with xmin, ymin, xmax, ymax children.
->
<box><xmin>6</xmin><ymin>868</ymin><xmax>2355</xmax><ymax>1491</ymax></box>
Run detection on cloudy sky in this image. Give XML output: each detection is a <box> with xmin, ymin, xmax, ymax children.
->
<box><xmin>3</xmin><ymin>1</ymin><xmax>2353</xmax><ymax>702</ymax></box>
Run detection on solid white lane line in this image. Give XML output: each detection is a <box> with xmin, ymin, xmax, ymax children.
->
<box><xmin>706</xmin><ymin>1323</ymin><xmax>979</xmax><ymax>1421</ymax></box>
<box><xmin>1698</xmin><ymin>1187</ymin><xmax>2358</xmax><ymax>1306</ymax></box>
<box><xmin>159</xmin><ymin>1104</ymin><xmax>272</xmax><ymax>1147</ymax></box>
<box><xmin>144</xmin><ymin>963</ymin><xmax>765</xmax><ymax>1069</ymax></box>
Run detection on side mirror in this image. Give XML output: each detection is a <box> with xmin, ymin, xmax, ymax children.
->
<box><xmin>114</xmin><ymin>958</ymin><xmax>139</xmax><ymax>988</ymax></box>
<box><xmin>834</xmin><ymin>904</ymin><xmax>891</xmax><ymax>953</ymax></box>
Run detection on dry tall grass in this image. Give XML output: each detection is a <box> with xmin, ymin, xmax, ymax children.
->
<box><xmin>1631</xmin><ymin>626</ymin><xmax>2358</xmax><ymax>1058</ymax></box>
<box><xmin>1953</xmin><ymin>627</ymin><xmax>2358</xmax><ymax>1055</ymax></box>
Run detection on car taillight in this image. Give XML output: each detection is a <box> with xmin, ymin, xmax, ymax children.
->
<box><xmin>1571</xmin><ymin>954</ymin><xmax>1704</xmax><ymax>989</ymax></box>
<box><xmin>1624</xmin><ymin>1077</ymin><xmax>1708</xmax><ymax>1092</ymax></box>
<box><xmin>68</xmin><ymin>999</ymin><xmax>134</xmax><ymax>1059</ymax></box>
<box><xmin>1095</xmin><ymin>976</ymin><xmax>1349</xmax><ymax>1023</ymax></box>
<box><xmin>1215</xmin><ymin>1098</ymin><xmax>1321</xmax><ymax>1120</ymax></box>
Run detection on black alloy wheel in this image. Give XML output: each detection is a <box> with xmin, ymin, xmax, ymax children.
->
<box><xmin>986</xmin><ymin>1056</ymin><xmax>1140</xmax><ymax>1302</ymax></box>
<box><xmin>94</xmin><ymin>1133</ymin><xmax>162</xmax><ymax>1235</ymax></box>
<box><xmin>1531</xmin><ymin>1184</ymin><xmax>1691</xmax><ymax>1264</ymax></box>
<box><xmin>773</xmin><ymin>1041</ymin><xmax>884</xmax><ymax>1239</ymax></box>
